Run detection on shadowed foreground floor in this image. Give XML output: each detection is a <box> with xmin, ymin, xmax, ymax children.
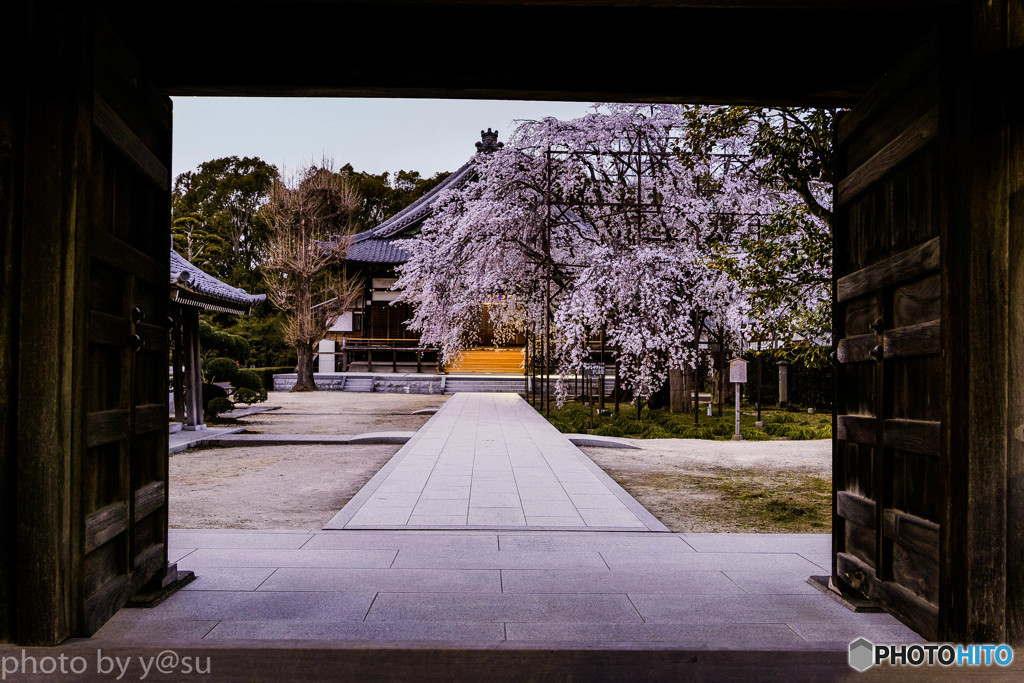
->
<box><xmin>92</xmin><ymin>529</ymin><xmax>918</xmax><ymax>648</ymax></box>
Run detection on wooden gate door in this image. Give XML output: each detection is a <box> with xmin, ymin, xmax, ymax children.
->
<box><xmin>832</xmin><ymin>34</ymin><xmax>944</xmax><ymax>640</ymax></box>
<box><xmin>77</xmin><ymin>16</ymin><xmax>172</xmax><ymax>635</ymax></box>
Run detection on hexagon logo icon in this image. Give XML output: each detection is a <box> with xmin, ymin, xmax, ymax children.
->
<box><xmin>849</xmin><ymin>638</ymin><xmax>875</xmax><ymax>672</ymax></box>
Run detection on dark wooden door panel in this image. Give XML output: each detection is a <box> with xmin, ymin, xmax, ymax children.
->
<box><xmin>833</xmin><ymin>36</ymin><xmax>944</xmax><ymax>640</ymax></box>
<box><xmin>79</xmin><ymin>13</ymin><xmax>171</xmax><ymax>635</ymax></box>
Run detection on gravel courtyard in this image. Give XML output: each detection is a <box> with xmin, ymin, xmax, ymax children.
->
<box><xmin>170</xmin><ymin>391</ymin><xmax>830</xmax><ymax>533</ymax></box>
<box><xmin>169</xmin><ymin>392</ymin><xmax>449</xmax><ymax>529</ymax></box>
<box><xmin>582</xmin><ymin>439</ymin><xmax>831</xmax><ymax>534</ymax></box>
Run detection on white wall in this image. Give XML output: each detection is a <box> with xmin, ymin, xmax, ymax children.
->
<box><xmin>328</xmin><ymin>311</ymin><xmax>353</xmax><ymax>332</ymax></box>
<box><xmin>318</xmin><ymin>339</ymin><xmax>336</xmax><ymax>373</ymax></box>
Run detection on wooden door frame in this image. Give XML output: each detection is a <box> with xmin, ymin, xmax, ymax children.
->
<box><xmin>4</xmin><ymin>0</ymin><xmax>1023</xmax><ymax>647</ymax></box>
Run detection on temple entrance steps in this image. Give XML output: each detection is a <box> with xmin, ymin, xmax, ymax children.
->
<box><xmin>444</xmin><ymin>347</ymin><xmax>524</xmax><ymax>374</ymax></box>
<box><xmin>272</xmin><ymin>372</ymin><xmax>616</xmax><ymax>395</ymax></box>
<box><xmin>343</xmin><ymin>377</ymin><xmax>375</xmax><ymax>392</ymax></box>
<box><xmin>444</xmin><ymin>377</ymin><xmax>524</xmax><ymax>393</ymax></box>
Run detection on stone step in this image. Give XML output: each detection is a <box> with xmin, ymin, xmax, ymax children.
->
<box><xmin>344</xmin><ymin>378</ymin><xmax>375</xmax><ymax>393</ymax></box>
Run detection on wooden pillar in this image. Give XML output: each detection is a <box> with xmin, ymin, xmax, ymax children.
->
<box><xmin>4</xmin><ymin>0</ymin><xmax>95</xmax><ymax>645</ymax></box>
<box><xmin>171</xmin><ymin>307</ymin><xmax>184</xmax><ymax>424</ymax></box>
<box><xmin>182</xmin><ymin>309</ymin><xmax>204</xmax><ymax>429</ymax></box>
<box><xmin>0</xmin><ymin>22</ymin><xmax>20</xmax><ymax>644</ymax></box>
<box><xmin>942</xmin><ymin>0</ymin><xmax>1024</xmax><ymax>645</ymax></box>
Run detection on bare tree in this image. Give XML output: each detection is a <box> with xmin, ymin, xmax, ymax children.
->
<box><xmin>262</xmin><ymin>164</ymin><xmax>362</xmax><ymax>391</ymax></box>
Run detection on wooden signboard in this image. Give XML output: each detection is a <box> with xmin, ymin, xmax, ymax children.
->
<box><xmin>729</xmin><ymin>358</ymin><xmax>748</xmax><ymax>384</ymax></box>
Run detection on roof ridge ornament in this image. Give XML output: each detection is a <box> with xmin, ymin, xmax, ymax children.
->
<box><xmin>476</xmin><ymin>128</ymin><xmax>503</xmax><ymax>154</ymax></box>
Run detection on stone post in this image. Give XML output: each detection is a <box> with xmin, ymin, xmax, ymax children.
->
<box><xmin>777</xmin><ymin>360</ymin><xmax>790</xmax><ymax>406</ymax></box>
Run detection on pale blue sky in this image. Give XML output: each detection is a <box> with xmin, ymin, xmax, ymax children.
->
<box><xmin>171</xmin><ymin>98</ymin><xmax>598</xmax><ymax>181</ymax></box>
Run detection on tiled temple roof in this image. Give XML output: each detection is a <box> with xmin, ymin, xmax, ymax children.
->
<box><xmin>337</xmin><ymin>129</ymin><xmax>506</xmax><ymax>265</ymax></box>
<box><xmin>339</xmin><ymin>159</ymin><xmax>475</xmax><ymax>265</ymax></box>
<box><xmin>170</xmin><ymin>248</ymin><xmax>266</xmax><ymax>314</ymax></box>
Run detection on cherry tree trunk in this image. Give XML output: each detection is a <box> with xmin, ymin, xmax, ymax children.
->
<box><xmin>293</xmin><ymin>343</ymin><xmax>318</xmax><ymax>391</ymax></box>
<box><xmin>669</xmin><ymin>368</ymin><xmax>692</xmax><ymax>414</ymax></box>
<box><xmin>711</xmin><ymin>369</ymin><xmax>730</xmax><ymax>409</ymax></box>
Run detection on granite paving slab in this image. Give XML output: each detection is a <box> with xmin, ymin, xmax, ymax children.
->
<box><xmin>324</xmin><ymin>393</ymin><xmax>666</xmax><ymax>531</ymax></box>
<box><xmin>365</xmin><ymin>592</ymin><xmax>643</xmax><ymax>623</ymax></box>
<box><xmin>204</xmin><ymin>620</ymin><xmax>507</xmax><ymax>641</ymax></box>
<box><xmin>202</xmin><ymin>431</ymin><xmax>416</xmax><ymax>446</ymax></box>
<box><xmin>86</xmin><ymin>529</ymin><xmax>927</xmax><ymax>650</ymax></box>
<box><xmin>168</xmin><ymin>426</ymin><xmax>245</xmax><ymax>453</ymax></box>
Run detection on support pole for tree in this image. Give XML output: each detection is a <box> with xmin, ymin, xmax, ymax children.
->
<box><xmin>524</xmin><ymin>332</ymin><xmax>529</xmax><ymax>398</ymax></box>
<box><xmin>717</xmin><ymin>324</ymin><xmax>725</xmax><ymax>418</ymax></box>
<box><xmin>599</xmin><ymin>328</ymin><xmax>606</xmax><ymax>411</ymax></box>
<box><xmin>756</xmin><ymin>340</ymin><xmax>762</xmax><ymax>424</ymax></box>
<box><xmin>543</xmin><ymin>146</ymin><xmax>552</xmax><ymax>417</ymax></box>
<box><xmin>614</xmin><ymin>359</ymin><xmax>621</xmax><ymax>414</ymax></box>
<box><xmin>733</xmin><ymin>382</ymin><xmax>742</xmax><ymax>440</ymax></box>
<box><xmin>693</xmin><ymin>312</ymin><xmax>702</xmax><ymax>426</ymax></box>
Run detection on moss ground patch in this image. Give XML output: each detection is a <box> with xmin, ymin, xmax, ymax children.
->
<box><xmin>538</xmin><ymin>399</ymin><xmax>832</xmax><ymax>441</ymax></box>
<box><xmin>606</xmin><ymin>468</ymin><xmax>832</xmax><ymax>533</ymax></box>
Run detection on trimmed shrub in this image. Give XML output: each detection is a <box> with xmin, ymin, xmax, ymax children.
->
<box><xmin>207</xmin><ymin>397</ymin><xmax>234</xmax><ymax>418</ymax></box>
<box><xmin>198</xmin><ymin>320</ymin><xmax>216</xmax><ymax>346</ymax></box>
<box><xmin>232</xmin><ymin>388</ymin><xmax>262</xmax><ymax>405</ymax></box>
<box><xmin>204</xmin><ymin>357</ymin><xmax>240</xmax><ymax>383</ymax></box>
<box><xmin>201</xmin><ymin>383</ymin><xmax>227</xmax><ymax>411</ymax></box>
<box><xmin>592</xmin><ymin>424</ymin><xmax>625</xmax><ymax>437</ymax></box>
<box><xmin>741</xmin><ymin>428</ymin><xmax>771</xmax><ymax>441</ymax></box>
<box><xmin>199</xmin><ymin>320</ymin><xmax>255</xmax><ymax>364</ymax></box>
<box><xmin>234</xmin><ymin>369</ymin><xmax>263</xmax><ymax>392</ymax></box>
<box><xmin>211</xmin><ymin>331</ymin><xmax>234</xmax><ymax>354</ymax></box>
<box><xmin>229</xmin><ymin>335</ymin><xmax>251</xmax><ymax>363</ymax></box>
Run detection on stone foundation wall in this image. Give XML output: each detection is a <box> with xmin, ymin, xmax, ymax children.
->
<box><xmin>272</xmin><ymin>374</ymin><xmax>444</xmax><ymax>393</ymax></box>
<box><xmin>272</xmin><ymin>374</ymin><xmax>347</xmax><ymax>391</ymax></box>
<box><xmin>373</xmin><ymin>379</ymin><xmax>443</xmax><ymax>394</ymax></box>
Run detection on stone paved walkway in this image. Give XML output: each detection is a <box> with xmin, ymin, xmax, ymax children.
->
<box><xmin>324</xmin><ymin>393</ymin><xmax>665</xmax><ymax>531</ymax></box>
<box><xmin>93</xmin><ymin>394</ymin><xmax>928</xmax><ymax>651</ymax></box>
<box><xmin>168</xmin><ymin>426</ymin><xmax>245</xmax><ymax>454</ymax></box>
<box><xmin>90</xmin><ymin>529</ymin><xmax>922</xmax><ymax>647</ymax></box>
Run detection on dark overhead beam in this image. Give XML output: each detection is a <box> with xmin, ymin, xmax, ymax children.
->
<box><xmin>105</xmin><ymin>1</ymin><xmax>944</xmax><ymax>106</ymax></box>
